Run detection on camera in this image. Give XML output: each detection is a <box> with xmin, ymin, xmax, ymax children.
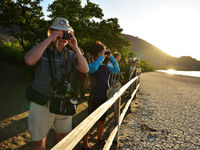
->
<box><xmin>105</xmin><ymin>51</ymin><xmax>111</xmax><ymax>55</ymax></box>
<box><xmin>51</xmin><ymin>79</ymin><xmax>69</xmax><ymax>95</ymax></box>
<box><xmin>62</xmin><ymin>33</ymin><xmax>73</xmax><ymax>40</ymax></box>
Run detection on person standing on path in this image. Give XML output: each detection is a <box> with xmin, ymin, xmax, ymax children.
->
<box><xmin>24</xmin><ymin>17</ymin><xmax>88</xmax><ymax>150</ymax></box>
<box><xmin>82</xmin><ymin>42</ymin><xmax>120</xmax><ymax>149</ymax></box>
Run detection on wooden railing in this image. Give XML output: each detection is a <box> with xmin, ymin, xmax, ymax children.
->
<box><xmin>52</xmin><ymin>76</ymin><xmax>140</xmax><ymax>150</ymax></box>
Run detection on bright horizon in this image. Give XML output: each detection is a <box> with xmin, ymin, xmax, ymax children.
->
<box><xmin>41</xmin><ymin>0</ymin><xmax>200</xmax><ymax>61</ymax></box>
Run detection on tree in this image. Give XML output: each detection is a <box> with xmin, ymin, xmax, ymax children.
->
<box><xmin>0</xmin><ymin>0</ymin><xmax>47</xmax><ymax>51</ymax></box>
<box><xmin>47</xmin><ymin>0</ymin><xmax>131</xmax><ymax>58</ymax></box>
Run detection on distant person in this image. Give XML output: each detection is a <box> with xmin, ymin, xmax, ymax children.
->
<box><xmin>107</xmin><ymin>52</ymin><xmax>121</xmax><ymax>82</ymax></box>
<box><xmin>74</xmin><ymin>48</ymin><xmax>87</xmax><ymax>100</ymax></box>
<box><xmin>84</xmin><ymin>52</ymin><xmax>93</xmax><ymax>92</ymax></box>
<box><xmin>134</xmin><ymin>58</ymin><xmax>141</xmax><ymax>85</ymax></box>
<box><xmin>124</xmin><ymin>58</ymin><xmax>134</xmax><ymax>82</ymax></box>
<box><xmin>134</xmin><ymin>58</ymin><xmax>141</xmax><ymax>76</ymax></box>
<box><xmin>113</xmin><ymin>52</ymin><xmax>121</xmax><ymax>62</ymax></box>
<box><xmin>113</xmin><ymin>52</ymin><xmax>121</xmax><ymax>81</ymax></box>
<box><xmin>24</xmin><ymin>17</ymin><xmax>88</xmax><ymax>150</ymax></box>
<box><xmin>129</xmin><ymin>58</ymin><xmax>137</xmax><ymax>80</ymax></box>
<box><xmin>107</xmin><ymin>52</ymin><xmax>122</xmax><ymax>98</ymax></box>
<box><xmin>82</xmin><ymin>42</ymin><xmax>120</xmax><ymax>149</ymax></box>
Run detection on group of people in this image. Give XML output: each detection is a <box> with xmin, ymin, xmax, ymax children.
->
<box><xmin>24</xmin><ymin>17</ymin><xmax>140</xmax><ymax>150</ymax></box>
<box><xmin>127</xmin><ymin>57</ymin><xmax>141</xmax><ymax>80</ymax></box>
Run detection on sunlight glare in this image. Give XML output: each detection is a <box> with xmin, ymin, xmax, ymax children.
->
<box><xmin>167</xmin><ymin>69</ymin><xmax>176</xmax><ymax>74</ymax></box>
<box><xmin>131</xmin><ymin>3</ymin><xmax>200</xmax><ymax>60</ymax></box>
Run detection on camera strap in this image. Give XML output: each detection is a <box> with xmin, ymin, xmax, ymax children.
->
<box><xmin>46</xmin><ymin>44</ymin><xmax>73</xmax><ymax>91</ymax></box>
<box><xmin>46</xmin><ymin>45</ymin><xmax>56</xmax><ymax>85</ymax></box>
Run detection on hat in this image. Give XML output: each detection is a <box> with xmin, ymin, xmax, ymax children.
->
<box><xmin>50</xmin><ymin>17</ymin><xmax>74</xmax><ymax>32</ymax></box>
<box><xmin>134</xmin><ymin>57</ymin><xmax>140</xmax><ymax>62</ymax></box>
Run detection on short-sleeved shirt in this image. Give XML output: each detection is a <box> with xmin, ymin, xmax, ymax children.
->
<box><xmin>32</xmin><ymin>46</ymin><xmax>77</xmax><ymax>96</ymax></box>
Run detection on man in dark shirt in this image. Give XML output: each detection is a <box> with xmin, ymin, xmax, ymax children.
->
<box><xmin>24</xmin><ymin>17</ymin><xmax>89</xmax><ymax>150</ymax></box>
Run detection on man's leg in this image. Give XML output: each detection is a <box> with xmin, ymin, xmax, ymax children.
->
<box><xmin>54</xmin><ymin>115</ymin><xmax>72</xmax><ymax>142</ymax></box>
<box><xmin>56</xmin><ymin>133</ymin><xmax>67</xmax><ymax>142</ymax></box>
<box><xmin>33</xmin><ymin>137</ymin><xmax>46</xmax><ymax>150</ymax></box>
<box><xmin>97</xmin><ymin>120</ymin><xmax>104</xmax><ymax>141</ymax></box>
<box><xmin>28</xmin><ymin>102</ymin><xmax>55</xmax><ymax>150</ymax></box>
<box><xmin>82</xmin><ymin>132</ymin><xmax>90</xmax><ymax>149</ymax></box>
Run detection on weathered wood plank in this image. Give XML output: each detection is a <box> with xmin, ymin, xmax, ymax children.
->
<box><xmin>102</xmin><ymin>84</ymin><xmax>140</xmax><ymax>150</ymax></box>
<box><xmin>119</xmin><ymin>84</ymin><xmax>140</xmax><ymax>126</ymax></box>
<box><xmin>113</xmin><ymin>97</ymin><xmax>120</xmax><ymax>150</ymax></box>
<box><xmin>51</xmin><ymin>76</ymin><xmax>139</xmax><ymax>150</ymax></box>
<box><xmin>103</xmin><ymin>126</ymin><xmax>118</xmax><ymax>150</ymax></box>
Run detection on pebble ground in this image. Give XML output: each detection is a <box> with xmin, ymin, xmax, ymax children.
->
<box><xmin>119</xmin><ymin>72</ymin><xmax>200</xmax><ymax>150</ymax></box>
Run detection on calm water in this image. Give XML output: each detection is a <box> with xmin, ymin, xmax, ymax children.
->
<box><xmin>157</xmin><ymin>69</ymin><xmax>200</xmax><ymax>78</ymax></box>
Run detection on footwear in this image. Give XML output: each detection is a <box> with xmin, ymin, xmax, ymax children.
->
<box><xmin>97</xmin><ymin>138</ymin><xmax>106</xmax><ymax>145</ymax></box>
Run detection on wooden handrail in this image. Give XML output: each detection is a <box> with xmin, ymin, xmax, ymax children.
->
<box><xmin>52</xmin><ymin>76</ymin><xmax>139</xmax><ymax>150</ymax></box>
<box><xmin>119</xmin><ymin>84</ymin><xmax>140</xmax><ymax>126</ymax></box>
<box><xmin>103</xmin><ymin>83</ymin><xmax>140</xmax><ymax>150</ymax></box>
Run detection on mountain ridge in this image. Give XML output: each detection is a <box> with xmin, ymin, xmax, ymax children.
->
<box><xmin>123</xmin><ymin>34</ymin><xmax>200</xmax><ymax>70</ymax></box>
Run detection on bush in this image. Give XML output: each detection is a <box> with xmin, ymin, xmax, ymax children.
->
<box><xmin>0</xmin><ymin>40</ymin><xmax>24</xmax><ymax>63</ymax></box>
<box><xmin>140</xmin><ymin>59</ymin><xmax>155</xmax><ymax>72</ymax></box>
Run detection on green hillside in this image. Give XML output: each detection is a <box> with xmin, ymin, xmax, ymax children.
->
<box><xmin>123</xmin><ymin>34</ymin><xmax>175</xmax><ymax>67</ymax></box>
<box><xmin>123</xmin><ymin>34</ymin><xmax>200</xmax><ymax>71</ymax></box>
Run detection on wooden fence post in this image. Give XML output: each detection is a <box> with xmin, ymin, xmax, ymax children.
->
<box><xmin>137</xmin><ymin>75</ymin><xmax>140</xmax><ymax>92</ymax></box>
<box><xmin>133</xmin><ymin>78</ymin><xmax>137</xmax><ymax>99</ymax></box>
<box><xmin>113</xmin><ymin>97</ymin><xmax>121</xmax><ymax>150</ymax></box>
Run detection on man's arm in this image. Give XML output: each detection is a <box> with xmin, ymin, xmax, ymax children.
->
<box><xmin>68</xmin><ymin>34</ymin><xmax>89</xmax><ymax>73</ymax></box>
<box><xmin>24</xmin><ymin>30</ymin><xmax>62</xmax><ymax>66</ymax></box>
<box><xmin>75</xmin><ymin>48</ymin><xmax>89</xmax><ymax>73</ymax></box>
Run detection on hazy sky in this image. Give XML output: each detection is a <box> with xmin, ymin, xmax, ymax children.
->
<box><xmin>41</xmin><ymin>0</ymin><xmax>200</xmax><ymax>60</ymax></box>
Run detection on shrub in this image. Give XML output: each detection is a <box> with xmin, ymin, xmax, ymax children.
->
<box><xmin>140</xmin><ymin>59</ymin><xmax>155</xmax><ymax>72</ymax></box>
<box><xmin>0</xmin><ymin>40</ymin><xmax>24</xmax><ymax>63</ymax></box>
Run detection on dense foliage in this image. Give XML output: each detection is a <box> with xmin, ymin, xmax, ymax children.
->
<box><xmin>0</xmin><ymin>0</ymin><xmax>157</xmax><ymax>74</ymax></box>
<box><xmin>140</xmin><ymin>59</ymin><xmax>155</xmax><ymax>72</ymax></box>
<box><xmin>0</xmin><ymin>0</ymin><xmax>131</xmax><ymax>58</ymax></box>
<box><xmin>47</xmin><ymin>0</ymin><xmax>131</xmax><ymax>59</ymax></box>
<box><xmin>0</xmin><ymin>0</ymin><xmax>49</xmax><ymax>51</ymax></box>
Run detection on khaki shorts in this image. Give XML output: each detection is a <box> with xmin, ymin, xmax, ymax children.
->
<box><xmin>28</xmin><ymin>102</ymin><xmax>72</xmax><ymax>141</ymax></box>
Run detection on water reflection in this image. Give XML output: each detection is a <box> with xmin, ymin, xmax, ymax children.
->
<box><xmin>166</xmin><ymin>69</ymin><xmax>176</xmax><ymax>74</ymax></box>
<box><xmin>157</xmin><ymin>69</ymin><xmax>200</xmax><ymax>78</ymax></box>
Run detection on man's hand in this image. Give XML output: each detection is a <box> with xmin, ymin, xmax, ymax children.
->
<box><xmin>49</xmin><ymin>30</ymin><xmax>63</xmax><ymax>42</ymax></box>
<box><xmin>68</xmin><ymin>33</ymin><xmax>79</xmax><ymax>51</ymax></box>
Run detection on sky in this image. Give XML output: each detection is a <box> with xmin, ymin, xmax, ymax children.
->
<box><xmin>41</xmin><ymin>0</ymin><xmax>200</xmax><ymax>61</ymax></box>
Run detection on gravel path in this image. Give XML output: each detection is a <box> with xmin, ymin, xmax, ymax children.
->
<box><xmin>119</xmin><ymin>72</ymin><xmax>200</xmax><ymax>150</ymax></box>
